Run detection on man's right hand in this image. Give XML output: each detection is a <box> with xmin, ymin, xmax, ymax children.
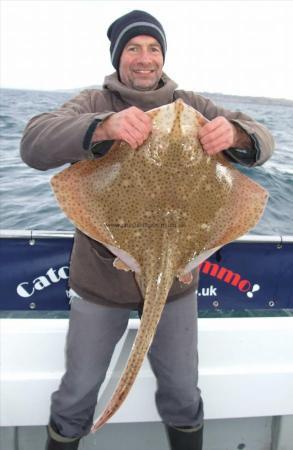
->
<box><xmin>92</xmin><ymin>107</ymin><xmax>152</xmax><ymax>150</ymax></box>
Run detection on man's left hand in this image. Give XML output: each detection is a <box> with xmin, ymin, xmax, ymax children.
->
<box><xmin>198</xmin><ymin>117</ymin><xmax>236</xmax><ymax>155</ymax></box>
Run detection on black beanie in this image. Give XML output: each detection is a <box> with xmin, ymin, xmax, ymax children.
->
<box><xmin>107</xmin><ymin>10</ymin><xmax>167</xmax><ymax>70</ymax></box>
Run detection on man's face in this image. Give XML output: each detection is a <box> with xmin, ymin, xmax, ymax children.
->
<box><xmin>119</xmin><ymin>35</ymin><xmax>164</xmax><ymax>91</ymax></box>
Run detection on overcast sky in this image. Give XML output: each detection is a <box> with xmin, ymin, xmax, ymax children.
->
<box><xmin>1</xmin><ymin>0</ymin><xmax>293</xmax><ymax>100</ymax></box>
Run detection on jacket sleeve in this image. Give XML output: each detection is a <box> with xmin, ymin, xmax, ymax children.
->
<box><xmin>20</xmin><ymin>89</ymin><xmax>114</xmax><ymax>170</ymax></box>
<box><xmin>175</xmin><ymin>90</ymin><xmax>275</xmax><ymax>167</ymax></box>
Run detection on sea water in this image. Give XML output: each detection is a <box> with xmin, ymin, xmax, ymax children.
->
<box><xmin>0</xmin><ymin>88</ymin><xmax>292</xmax><ymax>235</ymax></box>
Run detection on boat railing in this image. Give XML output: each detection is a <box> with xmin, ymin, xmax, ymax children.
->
<box><xmin>1</xmin><ymin>229</ymin><xmax>293</xmax><ymax>242</ymax></box>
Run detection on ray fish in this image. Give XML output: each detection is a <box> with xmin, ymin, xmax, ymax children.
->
<box><xmin>51</xmin><ymin>99</ymin><xmax>268</xmax><ymax>431</ymax></box>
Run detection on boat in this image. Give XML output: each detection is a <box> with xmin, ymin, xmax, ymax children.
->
<box><xmin>1</xmin><ymin>230</ymin><xmax>293</xmax><ymax>449</ymax></box>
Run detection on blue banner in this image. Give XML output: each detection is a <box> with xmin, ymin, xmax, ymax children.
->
<box><xmin>197</xmin><ymin>241</ymin><xmax>292</xmax><ymax>310</ymax></box>
<box><xmin>0</xmin><ymin>237</ymin><xmax>72</xmax><ymax>311</ymax></box>
<box><xmin>0</xmin><ymin>236</ymin><xmax>292</xmax><ymax>311</ymax></box>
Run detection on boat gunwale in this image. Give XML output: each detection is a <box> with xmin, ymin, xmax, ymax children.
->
<box><xmin>1</xmin><ymin>229</ymin><xmax>293</xmax><ymax>243</ymax></box>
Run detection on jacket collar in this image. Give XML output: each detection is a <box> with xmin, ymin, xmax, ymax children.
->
<box><xmin>103</xmin><ymin>72</ymin><xmax>178</xmax><ymax>111</ymax></box>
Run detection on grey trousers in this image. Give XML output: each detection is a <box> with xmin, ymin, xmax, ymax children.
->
<box><xmin>50</xmin><ymin>290</ymin><xmax>203</xmax><ymax>439</ymax></box>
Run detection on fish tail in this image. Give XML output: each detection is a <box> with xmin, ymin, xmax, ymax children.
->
<box><xmin>91</xmin><ymin>257</ymin><xmax>175</xmax><ymax>432</ymax></box>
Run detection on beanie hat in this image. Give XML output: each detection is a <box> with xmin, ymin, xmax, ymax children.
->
<box><xmin>107</xmin><ymin>10</ymin><xmax>167</xmax><ymax>70</ymax></box>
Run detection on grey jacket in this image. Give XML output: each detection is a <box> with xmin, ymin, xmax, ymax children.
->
<box><xmin>20</xmin><ymin>72</ymin><xmax>274</xmax><ymax>308</ymax></box>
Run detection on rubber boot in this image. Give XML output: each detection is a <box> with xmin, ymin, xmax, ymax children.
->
<box><xmin>46</xmin><ymin>436</ymin><xmax>80</xmax><ymax>450</ymax></box>
<box><xmin>46</xmin><ymin>426</ymin><xmax>80</xmax><ymax>450</ymax></box>
<box><xmin>165</xmin><ymin>424</ymin><xmax>203</xmax><ymax>450</ymax></box>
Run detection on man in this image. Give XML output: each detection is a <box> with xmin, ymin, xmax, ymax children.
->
<box><xmin>21</xmin><ymin>10</ymin><xmax>274</xmax><ymax>450</ymax></box>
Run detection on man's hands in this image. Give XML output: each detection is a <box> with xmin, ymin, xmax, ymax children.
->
<box><xmin>198</xmin><ymin>117</ymin><xmax>237</xmax><ymax>155</ymax></box>
<box><xmin>92</xmin><ymin>108</ymin><xmax>251</xmax><ymax>154</ymax></box>
<box><xmin>198</xmin><ymin>117</ymin><xmax>253</xmax><ymax>154</ymax></box>
<box><xmin>92</xmin><ymin>107</ymin><xmax>152</xmax><ymax>150</ymax></box>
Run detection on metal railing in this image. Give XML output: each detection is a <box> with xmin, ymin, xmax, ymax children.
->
<box><xmin>1</xmin><ymin>229</ymin><xmax>293</xmax><ymax>243</ymax></box>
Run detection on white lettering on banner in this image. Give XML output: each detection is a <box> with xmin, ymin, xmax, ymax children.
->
<box><xmin>17</xmin><ymin>282</ymin><xmax>33</xmax><ymax>298</ymax></box>
<box><xmin>247</xmin><ymin>284</ymin><xmax>260</xmax><ymax>298</ymax></box>
<box><xmin>16</xmin><ymin>266</ymin><xmax>70</xmax><ymax>298</ymax></box>
<box><xmin>34</xmin><ymin>276</ymin><xmax>51</xmax><ymax>290</ymax></box>
<box><xmin>196</xmin><ymin>285</ymin><xmax>218</xmax><ymax>297</ymax></box>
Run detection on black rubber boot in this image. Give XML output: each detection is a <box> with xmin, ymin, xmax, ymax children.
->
<box><xmin>46</xmin><ymin>435</ymin><xmax>80</xmax><ymax>450</ymax></box>
<box><xmin>46</xmin><ymin>426</ymin><xmax>80</xmax><ymax>450</ymax></box>
<box><xmin>165</xmin><ymin>424</ymin><xmax>203</xmax><ymax>450</ymax></box>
